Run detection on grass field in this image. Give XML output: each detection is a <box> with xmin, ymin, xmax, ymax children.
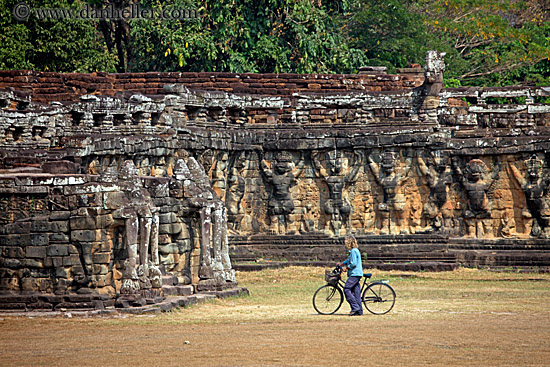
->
<box><xmin>1</xmin><ymin>267</ymin><xmax>549</xmax><ymax>366</ymax></box>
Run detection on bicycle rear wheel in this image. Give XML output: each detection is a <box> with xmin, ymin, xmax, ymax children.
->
<box><xmin>362</xmin><ymin>282</ymin><xmax>396</xmax><ymax>315</ymax></box>
<box><xmin>312</xmin><ymin>284</ymin><xmax>343</xmax><ymax>315</ymax></box>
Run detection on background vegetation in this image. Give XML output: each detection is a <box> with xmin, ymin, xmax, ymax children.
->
<box><xmin>1</xmin><ymin>0</ymin><xmax>549</xmax><ymax>86</ymax></box>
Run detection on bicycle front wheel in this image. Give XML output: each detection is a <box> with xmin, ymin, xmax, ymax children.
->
<box><xmin>362</xmin><ymin>282</ymin><xmax>396</xmax><ymax>315</ymax></box>
<box><xmin>312</xmin><ymin>284</ymin><xmax>343</xmax><ymax>315</ymax></box>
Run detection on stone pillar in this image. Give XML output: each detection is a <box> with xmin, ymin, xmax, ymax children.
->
<box><xmin>139</xmin><ymin>217</ymin><xmax>152</xmax><ymax>268</ymax></box>
<box><xmin>150</xmin><ymin>214</ymin><xmax>159</xmax><ymax>266</ymax></box>
<box><xmin>221</xmin><ymin>206</ymin><xmax>236</xmax><ymax>282</ymax></box>
<box><xmin>421</xmin><ymin>50</ymin><xmax>446</xmax><ymax>124</ymax></box>
<box><xmin>199</xmin><ymin>206</ymin><xmax>213</xmax><ymax>279</ymax></box>
<box><xmin>121</xmin><ymin>214</ymin><xmax>140</xmax><ymax>294</ymax></box>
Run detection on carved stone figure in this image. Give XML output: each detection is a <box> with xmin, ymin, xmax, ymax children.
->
<box><xmin>417</xmin><ymin>152</ymin><xmax>453</xmax><ymax>232</ymax></box>
<box><xmin>115</xmin><ymin>161</ymin><xmax>161</xmax><ymax>295</ymax></box>
<box><xmin>453</xmin><ymin>157</ymin><xmax>500</xmax><ymax>238</ymax></box>
<box><xmin>212</xmin><ymin>152</ymin><xmax>229</xmax><ymax>201</ymax></box>
<box><xmin>225</xmin><ymin>151</ymin><xmax>247</xmax><ymax>233</ymax></box>
<box><xmin>312</xmin><ymin>149</ymin><xmax>363</xmax><ymax>235</ymax></box>
<box><xmin>509</xmin><ymin>155</ymin><xmax>550</xmax><ymax>238</ymax></box>
<box><xmin>260</xmin><ymin>151</ymin><xmax>305</xmax><ymax>234</ymax></box>
<box><xmin>368</xmin><ymin>150</ymin><xmax>412</xmax><ymax>234</ymax></box>
<box><xmin>174</xmin><ymin>158</ymin><xmax>235</xmax><ymax>290</ymax></box>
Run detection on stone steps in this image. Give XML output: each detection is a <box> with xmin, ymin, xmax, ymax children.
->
<box><xmin>0</xmin><ymin>292</ymin><xmax>114</xmax><ymax>311</ymax></box>
<box><xmin>162</xmin><ymin>274</ymin><xmax>178</xmax><ymax>286</ymax></box>
<box><xmin>118</xmin><ymin>287</ymin><xmax>249</xmax><ymax>314</ymax></box>
<box><xmin>162</xmin><ymin>285</ymin><xmax>194</xmax><ymax>296</ymax></box>
<box><xmin>233</xmin><ymin>261</ymin><xmax>460</xmax><ymax>272</ymax></box>
<box><xmin>229</xmin><ymin>234</ymin><xmax>550</xmax><ymax>269</ymax></box>
<box><xmin>0</xmin><ymin>287</ymin><xmax>249</xmax><ymax>314</ymax></box>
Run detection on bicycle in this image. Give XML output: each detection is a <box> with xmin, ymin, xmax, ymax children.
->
<box><xmin>312</xmin><ymin>265</ymin><xmax>396</xmax><ymax>315</ymax></box>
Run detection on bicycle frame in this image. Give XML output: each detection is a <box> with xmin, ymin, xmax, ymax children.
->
<box><xmin>313</xmin><ymin>268</ymin><xmax>396</xmax><ymax>315</ymax></box>
<box><xmin>334</xmin><ymin>274</ymin><xmax>371</xmax><ymax>293</ymax></box>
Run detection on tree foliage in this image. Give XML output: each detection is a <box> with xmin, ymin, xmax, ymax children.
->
<box><xmin>130</xmin><ymin>0</ymin><xmax>367</xmax><ymax>73</ymax></box>
<box><xmin>0</xmin><ymin>0</ymin><xmax>549</xmax><ymax>86</ymax></box>
<box><xmin>421</xmin><ymin>0</ymin><xmax>550</xmax><ymax>85</ymax></box>
<box><xmin>0</xmin><ymin>0</ymin><xmax>116</xmax><ymax>71</ymax></box>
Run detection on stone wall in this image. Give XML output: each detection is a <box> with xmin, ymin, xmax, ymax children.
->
<box><xmin>0</xmin><ymin>156</ymin><xmax>237</xmax><ymax>310</ymax></box>
<box><xmin>0</xmin><ymin>67</ymin><xmax>424</xmax><ymax>103</ymax></box>
<box><xmin>1</xmin><ymin>51</ymin><xmax>550</xmax><ymax>291</ymax></box>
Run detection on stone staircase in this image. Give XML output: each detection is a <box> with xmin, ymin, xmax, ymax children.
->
<box><xmin>161</xmin><ymin>274</ymin><xmax>194</xmax><ymax>296</ymax></box>
<box><xmin>230</xmin><ymin>234</ymin><xmax>550</xmax><ymax>272</ymax></box>
<box><xmin>0</xmin><ymin>275</ymin><xmax>249</xmax><ymax>315</ymax></box>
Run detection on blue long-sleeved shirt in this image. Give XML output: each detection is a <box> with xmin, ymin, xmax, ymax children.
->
<box><xmin>343</xmin><ymin>248</ymin><xmax>363</xmax><ymax>277</ymax></box>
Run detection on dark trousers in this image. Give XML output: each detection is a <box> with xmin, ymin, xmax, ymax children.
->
<box><xmin>344</xmin><ymin>276</ymin><xmax>363</xmax><ymax>314</ymax></box>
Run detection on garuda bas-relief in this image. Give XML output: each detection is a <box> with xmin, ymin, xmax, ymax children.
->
<box><xmin>509</xmin><ymin>154</ymin><xmax>550</xmax><ymax>238</ymax></box>
<box><xmin>368</xmin><ymin>150</ymin><xmax>412</xmax><ymax>235</ymax></box>
<box><xmin>260</xmin><ymin>151</ymin><xmax>305</xmax><ymax>234</ymax></box>
<box><xmin>453</xmin><ymin>157</ymin><xmax>500</xmax><ymax>238</ymax></box>
<box><xmin>312</xmin><ymin>149</ymin><xmax>363</xmax><ymax>235</ymax></box>
<box><xmin>417</xmin><ymin>152</ymin><xmax>453</xmax><ymax>232</ymax></box>
<box><xmin>225</xmin><ymin>151</ymin><xmax>248</xmax><ymax>234</ymax></box>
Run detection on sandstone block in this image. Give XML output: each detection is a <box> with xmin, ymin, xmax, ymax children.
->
<box><xmin>159</xmin><ymin>243</ymin><xmax>179</xmax><ymax>255</ymax></box>
<box><xmin>55</xmin><ymin>267</ymin><xmax>68</xmax><ymax>278</ymax></box>
<box><xmin>0</xmin><ymin>234</ymin><xmax>27</xmax><ymax>246</ymax></box>
<box><xmin>30</xmin><ymin>220</ymin><xmax>50</xmax><ymax>232</ymax></box>
<box><xmin>46</xmin><ymin>245</ymin><xmax>70</xmax><ymax>257</ymax></box>
<box><xmin>93</xmin><ymin>264</ymin><xmax>109</xmax><ymax>275</ymax></box>
<box><xmin>26</xmin><ymin>246</ymin><xmax>47</xmax><ymax>258</ymax></box>
<box><xmin>2</xmin><ymin>246</ymin><xmax>25</xmax><ymax>258</ymax></box>
<box><xmin>63</xmin><ymin>255</ymin><xmax>81</xmax><ymax>266</ymax></box>
<box><xmin>30</xmin><ymin>234</ymin><xmax>49</xmax><ymax>246</ymax></box>
<box><xmin>70</xmin><ymin>216</ymin><xmax>96</xmax><ymax>230</ymax></box>
<box><xmin>49</xmin><ymin>233</ymin><xmax>70</xmax><ymax>243</ymax></box>
<box><xmin>159</xmin><ymin>223</ymin><xmax>172</xmax><ymax>234</ymax></box>
<box><xmin>50</xmin><ymin>211</ymin><xmax>71</xmax><ymax>221</ymax></box>
<box><xmin>71</xmin><ymin>229</ymin><xmax>101</xmax><ymax>242</ymax></box>
<box><xmin>92</xmin><ymin>253</ymin><xmax>110</xmax><ymax>264</ymax></box>
<box><xmin>20</xmin><ymin>259</ymin><xmax>44</xmax><ymax>268</ymax></box>
<box><xmin>51</xmin><ymin>221</ymin><xmax>69</xmax><ymax>233</ymax></box>
<box><xmin>95</xmin><ymin>214</ymin><xmax>114</xmax><ymax>228</ymax></box>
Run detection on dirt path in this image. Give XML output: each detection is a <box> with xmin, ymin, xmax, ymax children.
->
<box><xmin>1</xmin><ymin>311</ymin><xmax>549</xmax><ymax>366</ymax></box>
<box><xmin>2</xmin><ymin>268</ymin><xmax>549</xmax><ymax>366</ymax></box>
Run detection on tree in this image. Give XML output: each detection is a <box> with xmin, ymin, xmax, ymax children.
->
<box><xmin>421</xmin><ymin>0</ymin><xmax>550</xmax><ymax>85</ymax></box>
<box><xmin>0</xmin><ymin>0</ymin><xmax>116</xmax><ymax>72</ymax></box>
<box><xmin>130</xmin><ymin>0</ymin><xmax>368</xmax><ymax>73</ymax></box>
<box><xmin>345</xmin><ymin>0</ymin><xmax>455</xmax><ymax>72</ymax></box>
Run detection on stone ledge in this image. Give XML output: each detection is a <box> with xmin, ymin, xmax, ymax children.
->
<box><xmin>118</xmin><ymin>287</ymin><xmax>249</xmax><ymax>314</ymax></box>
<box><xmin>233</xmin><ymin>261</ymin><xmax>460</xmax><ymax>272</ymax></box>
<box><xmin>0</xmin><ymin>287</ymin><xmax>249</xmax><ymax>315</ymax></box>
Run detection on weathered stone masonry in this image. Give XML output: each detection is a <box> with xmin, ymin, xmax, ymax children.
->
<box><xmin>1</xmin><ymin>52</ymin><xmax>550</xmax><ymax>310</ymax></box>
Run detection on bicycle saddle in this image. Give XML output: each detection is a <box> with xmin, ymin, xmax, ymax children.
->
<box><xmin>363</xmin><ymin>273</ymin><xmax>372</xmax><ymax>278</ymax></box>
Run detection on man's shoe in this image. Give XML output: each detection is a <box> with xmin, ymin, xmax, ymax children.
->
<box><xmin>349</xmin><ymin>311</ymin><xmax>362</xmax><ymax>316</ymax></box>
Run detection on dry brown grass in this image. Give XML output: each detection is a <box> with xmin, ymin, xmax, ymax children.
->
<box><xmin>1</xmin><ymin>267</ymin><xmax>549</xmax><ymax>366</ymax></box>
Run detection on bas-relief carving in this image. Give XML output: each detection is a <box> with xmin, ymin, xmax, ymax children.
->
<box><xmin>225</xmin><ymin>151</ymin><xmax>248</xmax><ymax>233</ymax></box>
<box><xmin>368</xmin><ymin>150</ymin><xmax>413</xmax><ymax>235</ymax></box>
<box><xmin>174</xmin><ymin>158</ymin><xmax>235</xmax><ymax>287</ymax></box>
<box><xmin>417</xmin><ymin>151</ymin><xmax>453</xmax><ymax>233</ymax></box>
<box><xmin>452</xmin><ymin>157</ymin><xmax>501</xmax><ymax>238</ymax></box>
<box><xmin>101</xmin><ymin>161</ymin><xmax>162</xmax><ymax>295</ymax></box>
<box><xmin>312</xmin><ymin>150</ymin><xmax>363</xmax><ymax>235</ymax></box>
<box><xmin>81</xmin><ymin>147</ymin><xmax>550</xmax><ymax>240</ymax></box>
<box><xmin>260</xmin><ymin>151</ymin><xmax>305</xmax><ymax>234</ymax></box>
<box><xmin>509</xmin><ymin>154</ymin><xmax>550</xmax><ymax>238</ymax></box>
